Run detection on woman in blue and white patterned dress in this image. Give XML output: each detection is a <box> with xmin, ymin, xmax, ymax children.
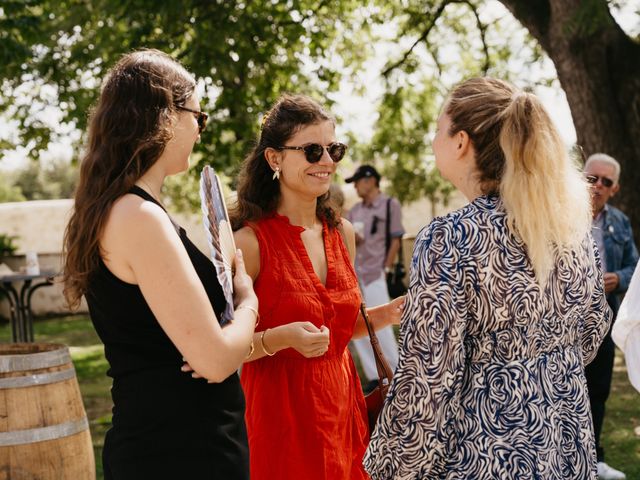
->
<box><xmin>364</xmin><ymin>77</ymin><xmax>612</xmax><ymax>479</ymax></box>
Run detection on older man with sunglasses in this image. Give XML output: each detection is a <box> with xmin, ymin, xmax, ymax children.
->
<box><xmin>584</xmin><ymin>153</ymin><xmax>639</xmax><ymax>480</ymax></box>
<box><xmin>345</xmin><ymin>165</ymin><xmax>403</xmax><ymax>393</ymax></box>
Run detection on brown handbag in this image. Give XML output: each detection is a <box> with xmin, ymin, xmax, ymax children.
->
<box><xmin>360</xmin><ymin>302</ymin><xmax>394</xmax><ymax>434</ymax></box>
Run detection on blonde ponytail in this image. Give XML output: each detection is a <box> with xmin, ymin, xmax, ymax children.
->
<box><xmin>446</xmin><ymin>77</ymin><xmax>592</xmax><ymax>285</ymax></box>
<box><xmin>499</xmin><ymin>93</ymin><xmax>591</xmax><ymax>284</ymax></box>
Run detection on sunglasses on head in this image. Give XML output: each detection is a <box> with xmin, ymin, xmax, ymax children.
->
<box><xmin>175</xmin><ymin>105</ymin><xmax>208</xmax><ymax>134</ymax></box>
<box><xmin>276</xmin><ymin>142</ymin><xmax>348</xmax><ymax>163</ymax></box>
<box><xmin>585</xmin><ymin>174</ymin><xmax>614</xmax><ymax>188</ymax></box>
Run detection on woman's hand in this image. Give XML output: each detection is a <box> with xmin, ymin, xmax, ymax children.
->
<box><xmin>181</xmin><ymin>359</ymin><xmax>209</xmax><ymax>381</ymax></box>
<box><xmin>387</xmin><ymin>295</ymin><xmax>406</xmax><ymax>325</ymax></box>
<box><xmin>233</xmin><ymin>249</ymin><xmax>258</xmax><ymax>308</ymax></box>
<box><xmin>283</xmin><ymin>322</ymin><xmax>330</xmax><ymax>358</ymax></box>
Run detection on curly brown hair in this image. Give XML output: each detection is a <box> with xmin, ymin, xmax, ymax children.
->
<box><xmin>63</xmin><ymin>49</ymin><xmax>196</xmax><ymax>308</ymax></box>
<box><xmin>229</xmin><ymin>94</ymin><xmax>340</xmax><ymax>231</ymax></box>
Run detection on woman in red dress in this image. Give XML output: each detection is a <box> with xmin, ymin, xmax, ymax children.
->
<box><xmin>230</xmin><ymin>94</ymin><xmax>404</xmax><ymax>480</ymax></box>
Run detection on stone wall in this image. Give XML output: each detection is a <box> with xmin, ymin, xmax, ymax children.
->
<box><xmin>0</xmin><ymin>191</ymin><xmax>466</xmax><ymax>317</ymax></box>
<box><xmin>0</xmin><ymin>199</ymin><xmax>207</xmax><ymax>317</ymax></box>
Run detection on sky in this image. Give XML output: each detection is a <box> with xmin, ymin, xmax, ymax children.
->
<box><xmin>1</xmin><ymin>0</ymin><xmax>638</xmax><ymax>171</ymax></box>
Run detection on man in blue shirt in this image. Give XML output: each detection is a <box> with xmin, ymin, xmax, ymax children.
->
<box><xmin>584</xmin><ymin>153</ymin><xmax>639</xmax><ymax>480</ymax></box>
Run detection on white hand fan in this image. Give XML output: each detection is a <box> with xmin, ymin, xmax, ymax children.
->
<box><xmin>200</xmin><ymin>166</ymin><xmax>236</xmax><ymax>325</ymax></box>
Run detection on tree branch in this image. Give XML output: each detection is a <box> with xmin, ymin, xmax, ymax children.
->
<box><xmin>382</xmin><ymin>0</ymin><xmax>491</xmax><ymax>77</ymax></box>
<box><xmin>424</xmin><ymin>37</ymin><xmax>443</xmax><ymax>78</ymax></box>
<box><xmin>458</xmin><ymin>0</ymin><xmax>490</xmax><ymax>74</ymax></box>
<box><xmin>497</xmin><ymin>0</ymin><xmax>551</xmax><ymax>51</ymax></box>
<box><xmin>382</xmin><ymin>0</ymin><xmax>451</xmax><ymax>77</ymax></box>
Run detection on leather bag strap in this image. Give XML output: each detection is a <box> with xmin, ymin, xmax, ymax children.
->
<box><xmin>360</xmin><ymin>302</ymin><xmax>394</xmax><ymax>388</ymax></box>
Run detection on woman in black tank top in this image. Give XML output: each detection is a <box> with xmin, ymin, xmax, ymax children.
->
<box><xmin>63</xmin><ymin>50</ymin><xmax>257</xmax><ymax>479</ymax></box>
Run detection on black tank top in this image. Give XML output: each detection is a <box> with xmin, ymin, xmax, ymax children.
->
<box><xmin>86</xmin><ymin>186</ymin><xmax>249</xmax><ymax>479</ymax></box>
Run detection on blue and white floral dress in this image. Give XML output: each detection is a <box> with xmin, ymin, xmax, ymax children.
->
<box><xmin>364</xmin><ymin>195</ymin><xmax>611</xmax><ymax>480</ymax></box>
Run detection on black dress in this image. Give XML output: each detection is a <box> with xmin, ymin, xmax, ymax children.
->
<box><xmin>85</xmin><ymin>187</ymin><xmax>249</xmax><ymax>479</ymax></box>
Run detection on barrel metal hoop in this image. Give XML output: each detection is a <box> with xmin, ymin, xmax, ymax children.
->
<box><xmin>0</xmin><ymin>348</ymin><xmax>71</xmax><ymax>373</ymax></box>
<box><xmin>0</xmin><ymin>367</ymin><xmax>76</xmax><ymax>389</ymax></box>
<box><xmin>0</xmin><ymin>417</ymin><xmax>89</xmax><ymax>447</ymax></box>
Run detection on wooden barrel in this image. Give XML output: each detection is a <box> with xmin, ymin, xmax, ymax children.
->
<box><xmin>0</xmin><ymin>343</ymin><xmax>95</xmax><ymax>479</ymax></box>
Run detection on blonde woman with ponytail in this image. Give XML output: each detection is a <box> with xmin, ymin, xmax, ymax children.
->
<box><xmin>364</xmin><ymin>77</ymin><xmax>611</xmax><ymax>479</ymax></box>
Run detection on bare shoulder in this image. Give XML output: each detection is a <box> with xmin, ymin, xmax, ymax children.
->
<box><xmin>234</xmin><ymin>225</ymin><xmax>258</xmax><ymax>248</ymax></box>
<box><xmin>107</xmin><ymin>194</ymin><xmax>174</xmax><ymax>240</ymax></box>
<box><xmin>340</xmin><ymin>218</ymin><xmax>355</xmax><ymax>237</ymax></box>
<box><xmin>337</xmin><ymin>218</ymin><xmax>356</xmax><ymax>263</ymax></box>
<box><xmin>234</xmin><ymin>225</ymin><xmax>260</xmax><ymax>280</ymax></box>
<box><xmin>102</xmin><ymin>193</ymin><xmax>180</xmax><ymax>265</ymax></box>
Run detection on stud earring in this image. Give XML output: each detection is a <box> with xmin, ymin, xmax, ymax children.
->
<box><xmin>272</xmin><ymin>167</ymin><xmax>280</xmax><ymax>181</ymax></box>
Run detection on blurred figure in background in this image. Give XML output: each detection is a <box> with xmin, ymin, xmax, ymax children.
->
<box><xmin>583</xmin><ymin>153</ymin><xmax>638</xmax><ymax>480</ymax></box>
<box><xmin>346</xmin><ymin>165</ymin><xmax>403</xmax><ymax>392</ymax></box>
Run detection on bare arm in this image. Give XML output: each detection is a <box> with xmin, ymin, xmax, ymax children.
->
<box><xmin>234</xmin><ymin>225</ymin><xmax>331</xmax><ymax>362</ymax></box>
<box><xmin>103</xmin><ymin>196</ymin><xmax>257</xmax><ymax>383</ymax></box>
<box><xmin>234</xmin><ymin>226</ymin><xmax>261</xmax><ymax>281</ymax></box>
<box><xmin>352</xmin><ymin>297</ymin><xmax>405</xmax><ymax>339</ymax></box>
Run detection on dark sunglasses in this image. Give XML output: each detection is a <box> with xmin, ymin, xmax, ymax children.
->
<box><xmin>585</xmin><ymin>174</ymin><xmax>614</xmax><ymax>188</ymax></box>
<box><xmin>276</xmin><ymin>142</ymin><xmax>348</xmax><ymax>163</ymax></box>
<box><xmin>176</xmin><ymin>105</ymin><xmax>208</xmax><ymax>134</ymax></box>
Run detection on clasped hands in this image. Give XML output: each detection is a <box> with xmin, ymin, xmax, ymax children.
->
<box><xmin>282</xmin><ymin>322</ymin><xmax>331</xmax><ymax>358</ymax></box>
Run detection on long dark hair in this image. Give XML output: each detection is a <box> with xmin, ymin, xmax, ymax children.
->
<box><xmin>63</xmin><ymin>49</ymin><xmax>196</xmax><ymax>308</ymax></box>
<box><xmin>229</xmin><ymin>94</ymin><xmax>340</xmax><ymax>231</ymax></box>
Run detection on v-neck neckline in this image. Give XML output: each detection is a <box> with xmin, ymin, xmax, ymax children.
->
<box><xmin>272</xmin><ymin>212</ymin><xmax>334</xmax><ymax>290</ymax></box>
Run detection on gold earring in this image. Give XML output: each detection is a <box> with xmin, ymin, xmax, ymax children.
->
<box><xmin>272</xmin><ymin>167</ymin><xmax>280</xmax><ymax>181</ymax></box>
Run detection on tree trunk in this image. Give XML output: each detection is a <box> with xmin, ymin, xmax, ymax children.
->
<box><xmin>500</xmin><ymin>0</ymin><xmax>640</xmax><ymax>242</ymax></box>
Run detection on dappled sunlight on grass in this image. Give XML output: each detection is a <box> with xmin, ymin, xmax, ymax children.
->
<box><xmin>600</xmin><ymin>353</ymin><xmax>640</xmax><ymax>477</ymax></box>
<box><xmin>1</xmin><ymin>315</ymin><xmax>638</xmax><ymax>479</ymax></box>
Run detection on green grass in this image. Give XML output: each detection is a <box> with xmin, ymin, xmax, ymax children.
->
<box><xmin>602</xmin><ymin>354</ymin><xmax>640</xmax><ymax>476</ymax></box>
<box><xmin>1</xmin><ymin>316</ymin><xmax>639</xmax><ymax>478</ymax></box>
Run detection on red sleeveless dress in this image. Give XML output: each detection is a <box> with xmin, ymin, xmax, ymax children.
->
<box><xmin>240</xmin><ymin>213</ymin><xmax>369</xmax><ymax>480</ymax></box>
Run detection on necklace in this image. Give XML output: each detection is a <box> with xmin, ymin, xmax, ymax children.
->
<box><xmin>138</xmin><ymin>179</ymin><xmax>161</xmax><ymax>203</ymax></box>
<box><xmin>302</xmin><ymin>219</ymin><xmax>320</xmax><ymax>231</ymax></box>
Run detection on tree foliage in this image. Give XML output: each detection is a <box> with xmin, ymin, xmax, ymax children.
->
<box><xmin>0</xmin><ymin>171</ymin><xmax>25</xmax><ymax>202</ymax></box>
<box><xmin>360</xmin><ymin>0</ymin><xmax>639</xmax><ymax>232</ymax></box>
<box><xmin>348</xmin><ymin>0</ymin><xmax>550</xmax><ymax>207</ymax></box>
<box><xmin>3</xmin><ymin>0</ymin><xmax>638</xmax><ymax>230</ymax></box>
<box><xmin>1</xmin><ymin>0</ymin><xmax>359</xmax><ymax>177</ymax></box>
<box><xmin>0</xmin><ymin>158</ymin><xmax>77</xmax><ymax>200</ymax></box>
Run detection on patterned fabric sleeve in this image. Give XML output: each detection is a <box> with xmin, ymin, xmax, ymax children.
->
<box><xmin>364</xmin><ymin>219</ymin><xmax>467</xmax><ymax>479</ymax></box>
<box><xmin>582</xmin><ymin>236</ymin><xmax>613</xmax><ymax>365</ymax></box>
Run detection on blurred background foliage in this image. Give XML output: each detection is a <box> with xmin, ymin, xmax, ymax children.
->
<box><xmin>1</xmin><ymin>0</ymin><xmax>638</xmax><ymax>217</ymax></box>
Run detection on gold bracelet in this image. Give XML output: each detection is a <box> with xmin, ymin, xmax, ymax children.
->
<box><xmin>260</xmin><ymin>329</ymin><xmax>276</xmax><ymax>356</ymax></box>
<box><xmin>237</xmin><ymin>304</ymin><xmax>260</xmax><ymax>326</ymax></box>
<box><xmin>246</xmin><ymin>339</ymin><xmax>255</xmax><ymax>359</ymax></box>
